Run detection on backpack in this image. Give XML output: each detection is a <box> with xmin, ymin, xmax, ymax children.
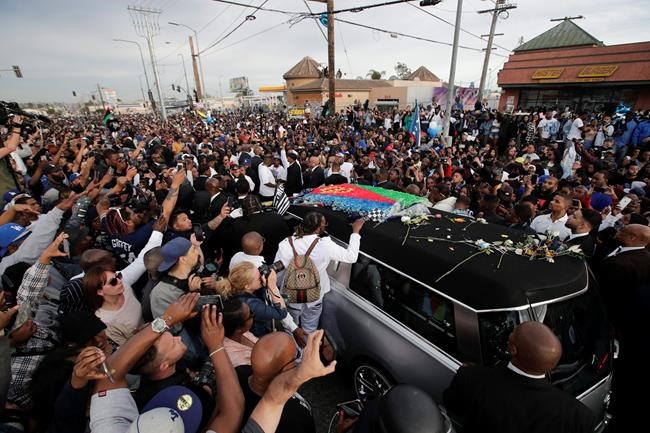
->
<box><xmin>283</xmin><ymin>237</ymin><xmax>321</xmax><ymax>304</ymax></box>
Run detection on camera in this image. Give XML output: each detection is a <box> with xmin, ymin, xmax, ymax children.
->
<box><xmin>258</xmin><ymin>261</ymin><xmax>285</xmax><ymax>279</ymax></box>
<box><xmin>0</xmin><ymin>101</ymin><xmax>51</xmax><ymax>127</ymax></box>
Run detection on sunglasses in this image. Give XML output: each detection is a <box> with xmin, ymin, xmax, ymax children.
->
<box><xmin>105</xmin><ymin>272</ymin><xmax>123</xmax><ymax>287</ymax></box>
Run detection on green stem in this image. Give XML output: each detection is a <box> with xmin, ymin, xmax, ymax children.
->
<box><xmin>435</xmin><ymin>250</ymin><xmax>485</xmax><ymax>283</ymax></box>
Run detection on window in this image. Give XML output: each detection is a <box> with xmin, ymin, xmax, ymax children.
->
<box><xmin>478</xmin><ymin>286</ymin><xmax>611</xmax><ymax>397</ymax></box>
<box><xmin>349</xmin><ymin>256</ymin><xmax>458</xmax><ymax>358</ymax></box>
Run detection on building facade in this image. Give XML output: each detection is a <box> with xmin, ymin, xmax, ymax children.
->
<box><xmin>497</xmin><ymin>19</ymin><xmax>650</xmax><ymax>113</ymax></box>
<box><xmin>283</xmin><ymin>57</ymin><xmax>442</xmax><ymax>110</ymax></box>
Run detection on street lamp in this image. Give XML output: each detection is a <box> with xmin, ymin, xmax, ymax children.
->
<box><xmin>168</xmin><ymin>21</ymin><xmax>206</xmax><ymax>99</ymax></box>
<box><xmin>113</xmin><ymin>38</ymin><xmax>154</xmax><ymax>111</ymax></box>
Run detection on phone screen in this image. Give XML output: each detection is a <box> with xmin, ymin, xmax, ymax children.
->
<box><xmin>195</xmin><ymin>295</ymin><xmax>224</xmax><ymax>313</ymax></box>
<box><xmin>617</xmin><ymin>196</ymin><xmax>632</xmax><ymax>210</ymax></box>
<box><xmin>193</xmin><ymin>224</ymin><xmax>204</xmax><ymax>242</ymax></box>
<box><xmin>336</xmin><ymin>399</ymin><xmax>363</xmax><ymax>417</ymax></box>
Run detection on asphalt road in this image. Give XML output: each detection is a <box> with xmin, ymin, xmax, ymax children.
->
<box><xmin>299</xmin><ymin>365</ymin><xmax>357</xmax><ymax>433</ymax></box>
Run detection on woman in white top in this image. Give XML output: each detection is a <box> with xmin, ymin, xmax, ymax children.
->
<box><xmin>82</xmin><ymin>265</ymin><xmax>143</xmax><ymax>336</ymax></box>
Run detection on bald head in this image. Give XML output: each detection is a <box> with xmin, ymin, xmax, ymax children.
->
<box><xmin>205</xmin><ymin>178</ymin><xmax>220</xmax><ymax>194</ymax></box>
<box><xmin>616</xmin><ymin>224</ymin><xmax>650</xmax><ymax>247</ymax></box>
<box><xmin>79</xmin><ymin>249</ymin><xmax>114</xmax><ymax>271</ymax></box>
<box><xmin>241</xmin><ymin>232</ymin><xmax>264</xmax><ymax>255</ymax></box>
<box><xmin>251</xmin><ymin>332</ymin><xmax>295</xmax><ymax>382</ymax></box>
<box><xmin>509</xmin><ymin>321</ymin><xmax>562</xmax><ymax>375</ymax></box>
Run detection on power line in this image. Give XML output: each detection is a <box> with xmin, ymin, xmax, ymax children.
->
<box><xmin>302</xmin><ymin>0</ymin><xmax>328</xmax><ymax>42</ymax></box>
<box><xmin>200</xmin><ymin>0</ymin><xmax>268</xmax><ymax>55</ymax></box>
<box><xmin>336</xmin><ymin>17</ymin><xmax>508</xmax><ymax>57</ymax></box>
<box><xmin>197</xmin><ymin>4</ymin><xmax>232</xmax><ymax>33</ymax></box>
<box><xmin>201</xmin><ymin>20</ymin><xmax>290</xmax><ymax>57</ymax></box>
<box><xmin>209</xmin><ymin>0</ymin><xmax>298</xmax><ymax>16</ymax></box>
<box><xmin>408</xmin><ymin>2</ymin><xmax>512</xmax><ymax>52</ymax></box>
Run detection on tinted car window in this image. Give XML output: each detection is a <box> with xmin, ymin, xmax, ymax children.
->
<box><xmin>349</xmin><ymin>256</ymin><xmax>458</xmax><ymax>358</ymax></box>
<box><xmin>478</xmin><ymin>287</ymin><xmax>611</xmax><ymax>397</ymax></box>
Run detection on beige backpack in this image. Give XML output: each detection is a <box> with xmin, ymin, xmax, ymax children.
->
<box><xmin>284</xmin><ymin>237</ymin><xmax>321</xmax><ymax>303</ymax></box>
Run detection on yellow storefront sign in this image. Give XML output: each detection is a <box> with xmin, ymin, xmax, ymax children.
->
<box><xmin>287</xmin><ymin>107</ymin><xmax>306</xmax><ymax>119</ymax></box>
<box><xmin>532</xmin><ymin>68</ymin><xmax>564</xmax><ymax>79</ymax></box>
<box><xmin>578</xmin><ymin>64</ymin><xmax>618</xmax><ymax>78</ymax></box>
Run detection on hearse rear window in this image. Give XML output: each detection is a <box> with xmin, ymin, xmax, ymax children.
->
<box><xmin>349</xmin><ymin>256</ymin><xmax>458</xmax><ymax>358</ymax></box>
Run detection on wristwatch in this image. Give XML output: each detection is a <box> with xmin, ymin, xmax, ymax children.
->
<box><xmin>151</xmin><ymin>317</ymin><xmax>170</xmax><ymax>334</ymax></box>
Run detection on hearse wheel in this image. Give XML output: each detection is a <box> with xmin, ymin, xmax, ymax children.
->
<box><xmin>354</xmin><ymin>363</ymin><xmax>393</xmax><ymax>400</ymax></box>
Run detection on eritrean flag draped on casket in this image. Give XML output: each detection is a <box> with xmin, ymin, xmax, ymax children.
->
<box><xmin>303</xmin><ymin>184</ymin><xmax>427</xmax><ymax>221</ymax></box>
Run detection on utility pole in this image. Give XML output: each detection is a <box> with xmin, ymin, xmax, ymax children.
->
<box><xmin>327</xmin><ymin>0</ymin><xmax>336</xmax><ymax>116</ymax></box>
<box><xmin>189</xmin><ymin>36</ymin><xmax>203</xmax><ymax>102</ymax></box>
<box><xmin>477</xmin><ymin>0</ymin><xmax>517</xmax><ymax>101</ymax></box>
<box><xmin>97</xmin><ymin>83</ymin><xmax>107</xmax><ymax>110</ymax></box>
<box><xmin>169</xmin><ymin>22</ymin><xmax>206</xmax><ymax>98</ymax></box>
<box><xmin>128</xmin><ymin>5</ymin><xmax>167</xmax><ymax>121</ymax></box>
<box><xmin>442</xmin><ymin>0</ymin><xmax>463</xmax><ymax>147</ymax></box>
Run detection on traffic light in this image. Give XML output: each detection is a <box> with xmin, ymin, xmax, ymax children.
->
<box><xmin>171</xmin><ymin>84</ymin><xmax>176</xmax><ymax>91</ymax></box>
<box><xmin>420</xmin><ymin>0</ymin><xmax>442</xmax><ymax>6</ymax></box>
<box><xmin>12</xmin><ymin>66</ymin><xmax>22</xmax><ymax>78</ymax></box>
<box><xmin>91</xmin><ymin>95</ymin><xmax>96</xmax><ymax>101</ymax></box>
<box><xmin>193</xmin><ymin>89</ymin><xmax>198</xmax><ymax>102</ymax></box>
<box><xmin>72</xmin><ymin>91</ymin><xmax>77</xmax><ymax>97</ymax></box>
<box><xmin>177</xmin><ymin>87</ymin><xmax>181</xmax><ymax>93</ymax></box>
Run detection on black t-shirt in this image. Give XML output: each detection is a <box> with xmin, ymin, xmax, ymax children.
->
<box><xmin>235</xmin><ymin>365</ymin><xmax>316</xmax><ymax>433</ymax></box>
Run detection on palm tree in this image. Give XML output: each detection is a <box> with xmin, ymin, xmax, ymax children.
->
<box><xmin>366</xmin><ymin>69</ymin><xmax>386</xmax><ymax>80</ymax></box>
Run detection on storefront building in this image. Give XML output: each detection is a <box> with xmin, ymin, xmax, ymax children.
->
<box><xmin>497</xmin><ymin>19</ymin><xmax>650</xmax><ymax>113</ymax></box>
<box><xmin>283</xmin><ymin>57</ymin><xmax>442</xmax><ymax>110</ymax></box>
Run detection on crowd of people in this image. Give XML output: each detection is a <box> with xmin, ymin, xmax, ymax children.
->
<box><xmin>0</xmin><ymin>99</ymin><xmax>648</xmax><ymax>433</ymax></box>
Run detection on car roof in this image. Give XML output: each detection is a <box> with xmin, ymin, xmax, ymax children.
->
<box><xmin>289</xmin><ymin>205</ymin><xmax>589</xmax><ymax>312</ymax></box>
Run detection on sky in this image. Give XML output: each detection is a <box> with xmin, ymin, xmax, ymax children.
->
<box><xmin>1</xmin><ymin>0</ymin><xmax>649</xmax><ymax>103</ymax></box>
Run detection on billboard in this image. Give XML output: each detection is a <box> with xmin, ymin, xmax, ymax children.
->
<box><xmin>229</xmin><ymin>76</ymin><xmax>249</xmax><ymax>92</ymax></box>
<box><xmin>432</xmin><ymin>86</ymin><xmax>479</xmax><ymax>111</ymax></box>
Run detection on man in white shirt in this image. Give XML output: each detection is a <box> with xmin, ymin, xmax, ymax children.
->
<box><xmin>270</xmin><ymin>155</ymin><xmax>287</xmax><ymax>182</ymax></box>
<box><xmin>530</xmin><ymin>194</ymin><xmax>572</xmax><ymax>240</ymax></box>
<box><xmin>258</xmin><ymin>154</ymin><xmax>276</xmax><ymax>201</ymax></box>
<box><xmin>229</xmin><ymin>231</ymin><xmax>265</xmax><ymax>270</ymax></box>
<box><xmin>275</xmin><ymin>213</ymin><xmax>364</xmax><ymax>333</ymax></box>
<box><xmin>538</xmin><ymin>112</ymin><xmax>560</xmax><ymax>142</ymax></box>
<box><xmin>567</xmin><ymin>113</ymin><xmax>587</xmax><ymax>142</ymax></box>
<box><xmin>328</xmin><ymin>153</ymin><xmax>353</xmax><ymax>182</ymax></box>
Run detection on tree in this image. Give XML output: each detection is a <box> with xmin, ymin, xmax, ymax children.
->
<box><xmin>366</xmin><ymin>69</ymin><xmax>386</xmax><ymax>80</ymax></box>
<box><xmin>395</xmin><ymin>62</ymin><xmax>412</xmax><ymax>79</ymax></box>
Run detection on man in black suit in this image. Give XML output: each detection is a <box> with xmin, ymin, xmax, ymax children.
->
<box><xmin>283</xmin><ymin>150</ymin><xmax>303</xmax><ymax>197</ymax></box>
<box><xmin>324</xmin><ymin>162</ymin><xmax>347</xmax><ymax>185</ymax></box>
<box><xmin>564</xmin><ymin>208</ymin><xmax>601</xmax><ymax>258</ymax></box>
<box><xmin>595</xmin><ymin>224</ymin><xmax>650</xmax><ymax>432</ymax></box>
<box><xmin>305</xmin><ymin>156</ymin><xmax>325</xmax><ymax>189</ymax></box>
<box><xmin>443</xmin><ymin>321</ymin><xmax>595</xmax><ymax>433</ymax></box>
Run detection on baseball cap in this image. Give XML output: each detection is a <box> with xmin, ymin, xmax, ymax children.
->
<box><xmin>0</xmin><ymin>223</ymin><xmax>28</xmax><ymax>257</ymax></box>
<box><xmin>138</xmin><ymin>386</ymin><xmax>203</xmax><ymax>433</ymax></box>
<box><xmin>158</xmin><ymin>237</ymin><xmax>192</xmax><ymax>272</ymax></box>
<box><xmin>3</xmin><ymin>190</ymin><xmax>19</xmax><ymax>204</ymax></box>
<box><xmin>127</xmin><ymin>407</ymin><xmax>185</xmax><ymax>433</ymax></box>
